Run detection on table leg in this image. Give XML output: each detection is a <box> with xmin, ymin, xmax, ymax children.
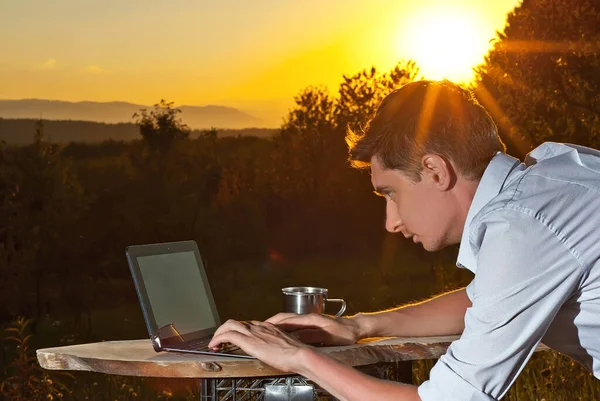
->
<box><xmin>396</xmin><ymin>361</ymin><xmax>413</xmax><ymax>384</ymax></box>
<box><xmin>200</xmin><ymin>378</ymin><xmax>217</xmax><ymax>400</ymax></box>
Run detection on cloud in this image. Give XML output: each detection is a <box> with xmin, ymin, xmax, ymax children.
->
<box><xmin>36</xmin><ymin>58</ymin><xmax>58</xmax><ymax>70</ymax></box>
<box><xmin>84</xmin><ymin>65</ymin><xmax>106</xmax><ymax>74</ymax></box>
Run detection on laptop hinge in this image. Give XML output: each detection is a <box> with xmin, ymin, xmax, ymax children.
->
<box><xmin>152</xmin><ymin>335</ymin><xmax>161</xmax><ymax>348</ymax></box>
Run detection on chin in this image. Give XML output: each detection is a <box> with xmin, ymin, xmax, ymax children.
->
<box><xmin>420</xmin><ymin>240</ymin><xmax>444</xmax><ymax>252</ymax></box>
<box><xmin>421</xmin><ymin>243</ymin><xmax>436</xmax><ymax>252</ymax></box>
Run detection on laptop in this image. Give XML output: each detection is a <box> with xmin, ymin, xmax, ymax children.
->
<box><xmin>126</xmin><ymin>240</ymin><xmax>254</xmax><ymax>359</ymax></box>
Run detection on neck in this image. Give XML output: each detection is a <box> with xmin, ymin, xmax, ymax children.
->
<box><xmin>449</xmin><ymin>177</ymin><xmax>480</xmax><ymax>243</ymax></box>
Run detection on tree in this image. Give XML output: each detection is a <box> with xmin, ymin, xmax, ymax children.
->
<box><xmin>276</xmin><ymin>60</ymin><xmax>420</xmax><ymax>197</ymax></box>
<box><xmin>202</xmin><ymin>127</ymin><xmax>218</xmax><ymax>140</ymax></box>
<box><xmin>268</xmin><ymin>61</ymin><xmax>420</xmax><ymax>255</ymax></box>
<box><xmin>277</xmin><ymin>86</ymin><xmax>335</xmax><ymax>195</ymax></box>
<box><xmin>475</xmin><ymin>0</ymin><xmax>600</xmax><ymax>157</ymax></box>
<box><xmin>0</xmin><ymin>119</ymin><xmax>85</xmax><ymax>325</ymax></box>
<box><xmin>335</xmin><ymin>60</ymin><xmax>420</xmax><ymax>134</ymax></box>
<box><xmin>133</xmin><ymin>99</ymin><xmax>190</xmax><ymax>155</ymax></box>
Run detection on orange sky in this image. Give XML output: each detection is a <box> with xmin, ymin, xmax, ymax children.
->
<box><xmin>0</xmin><ymin>0</ymin><xmax>521</xmax><ymax>123</ymax></box>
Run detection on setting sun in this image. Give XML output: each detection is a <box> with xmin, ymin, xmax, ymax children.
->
<box><xmin>1</xmin><ymin>0</ymin><xmax>521</xmax><ymax>121</ymax></box>
<box><xmin>399</xmin><ymin>8</ymin><xmax>492</xmax><ymax>83</ymax></box>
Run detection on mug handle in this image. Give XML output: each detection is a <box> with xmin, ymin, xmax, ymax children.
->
<box><xmin>326</xmin><ymin>298</ymin><xmax>346</xmax><ymax>317</ymax></box>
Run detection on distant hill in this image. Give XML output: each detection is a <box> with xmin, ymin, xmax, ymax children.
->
<box><xmin>0</xmin><ymin>99</ymin><xmax>274</xmax><ymax>129</ymax></box>
<box><xmin>0</xmin><ymin>118</ymin><xmax>278</xmax><ymax>145</ymax></box>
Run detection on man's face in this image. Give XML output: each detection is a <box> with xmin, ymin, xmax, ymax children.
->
<box><xmin>370</xmin><ymin>156</ymin><xmax>458</xmax><ymax>252</ymax></box>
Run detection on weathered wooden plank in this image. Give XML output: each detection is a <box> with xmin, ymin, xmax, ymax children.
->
<box><xmin>36</xmin><ymin>336</ymin><xmax>549</xmax><ymax>379</ymax></box>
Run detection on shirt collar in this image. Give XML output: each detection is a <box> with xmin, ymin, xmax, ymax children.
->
<box><xmin>456</xmin><ymin>152</ymin><xmax>521</xmax><ymax>273</ymax></box>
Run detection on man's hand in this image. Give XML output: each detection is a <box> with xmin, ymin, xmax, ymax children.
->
<box><xmin>209</xmin><ymin>318</ymin><xmax>421</xmax><ymax>401</ymax></box>
<box><xmin>208</xmin><ymin>320</ymin><xmax>312</xmax><ymax>372</ymax></box>
<box><xmin>265</xmin><ymin>313</ymin><xmax>362</xmax><ymax>346</ymax></box>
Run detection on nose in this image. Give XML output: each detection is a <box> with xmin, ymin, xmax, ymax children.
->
<box><xmin>385</xmin><ymin>200</ymin><xmax>403</xmax><ymax>233</ymax></box>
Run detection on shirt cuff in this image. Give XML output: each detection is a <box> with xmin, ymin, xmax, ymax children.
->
<box><xmin>417</xmin><ymin>357</ymin><xmax>494</xmax><ymax>401</ymax></box>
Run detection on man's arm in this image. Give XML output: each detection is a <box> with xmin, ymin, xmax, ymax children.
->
<box><xmin>419</xmin><ymin>209</ymin><xmax>584</xmax><ymax>400</ymax></box>
<box><xmin>268</xmin><ymin>287</ymin><xmax>471</xmax><ymax>345</ymax></box>
<box><xmin>296</xmin><ymin>347</ymin><xmax>421</xmax><ymax>401</ymax></box>
<box><xmin>353</xmin><ymin>287</ymin><xmax>471</xmax><ymax>338</ymax></box>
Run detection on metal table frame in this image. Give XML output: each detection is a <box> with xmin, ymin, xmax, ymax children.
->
<box><xmin>198</xmin><ymin>361</ymin><xmax>413</xmax><ymax>400</ymax></box>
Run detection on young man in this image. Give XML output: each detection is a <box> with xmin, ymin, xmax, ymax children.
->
<box><xmin>209</xmin><ymin>80</ymin><xmax>600</xmax><ymax>400</ymax></box>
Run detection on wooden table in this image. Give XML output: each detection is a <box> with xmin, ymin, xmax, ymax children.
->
<box><xmin>37</xmin><ymin>336</ymin><xmax>548</xmax><ymax>400</ymax></box>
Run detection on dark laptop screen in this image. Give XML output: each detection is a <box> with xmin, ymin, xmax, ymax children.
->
<box><xmin>136</xmin><ymin>250</ymin><xmax>217</xmax><ymax>338</ymax></box>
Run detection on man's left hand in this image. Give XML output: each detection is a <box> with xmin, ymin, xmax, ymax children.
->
<box><xmin>208</xmin><ymin>319</ymin><xmax>312</xmax><ymax>372</ymax></box>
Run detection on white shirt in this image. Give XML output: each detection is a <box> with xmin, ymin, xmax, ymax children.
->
<box><xmin>418</xmin><ymin>142</ymin><xmax>600</xmax><ymax>400</ymax></box>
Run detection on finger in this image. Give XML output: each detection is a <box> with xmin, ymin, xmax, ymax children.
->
<box><xmin>275</xmin><ymin>322</ymin><xmax>320</xmax><ymax>332</ymax></box>
<box><xmin>208</xmin><ymin>330</ymin><xmax>249</xmax><ymax>350</ymax></box>
<box><xmin>212</xmin><ymin>319</ymin><xmax>237</xmax><ymax>338</ymax></box>
<box><xmin>213</xmin><ymin>319</ymin><xmax>252</xmax><ymax>338</ymax></box>
<box><xmin>271</xmin><ymin>313</ymin><xmax>325</xmax><ymax>326</ymax></box>
<box><xmin>264</xmin><ymin>313</ymin><xmax>299</xmax><ymax>324</ymax></box>
<box><xmin>272</xmin><ymin>314</ymin><xmax>330</xmax><ymax>331</ymax></box>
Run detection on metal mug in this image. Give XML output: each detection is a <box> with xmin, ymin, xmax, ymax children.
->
<box><xmin>282</xmin><ymin>286</ymin><xmax>346</xmax><ymax>317</ymax></box>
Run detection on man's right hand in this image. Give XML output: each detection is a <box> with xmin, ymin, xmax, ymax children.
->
<box><xmin>265</xmin><ymin>313</ymin><xmax>363</xmax><ymax>346</ymax></box>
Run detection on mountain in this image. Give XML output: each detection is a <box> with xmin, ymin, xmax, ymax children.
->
<box><xmin>0</xmin><ymin>99</ymin><xmax>273</xmax><ymax>129</ymax></box>
<box><xmin>0</xmin><ymin>118</ymin><xmax>277</xmax><ymax>145</ymax></box>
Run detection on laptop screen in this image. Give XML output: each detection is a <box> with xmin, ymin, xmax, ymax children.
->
<box><xmin>136</xmin><ymin>250</ymin><xmax>218</xmax><ymax>340</ymax></box>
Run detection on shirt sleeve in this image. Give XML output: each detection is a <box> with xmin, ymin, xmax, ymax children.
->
<box><xmin>418</xmin><ymin>207</ymin><xmax>584</xmax><ymax>401</ymax></box>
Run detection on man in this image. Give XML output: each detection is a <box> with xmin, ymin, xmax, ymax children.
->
<box><xmin>209</xmin><ymin>80</ymin><xmax>600</xmax><ymax>400</ymax></box>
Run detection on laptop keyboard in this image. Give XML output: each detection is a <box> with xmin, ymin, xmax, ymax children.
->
<box><xmin>180</xmin><ymin>337</ymin><xmax>241</xmax><ymax>353</ymax></box>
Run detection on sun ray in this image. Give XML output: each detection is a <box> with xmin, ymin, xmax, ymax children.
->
<box><xmin>414</xmin><ymin>84</ymin><xmax>441</xmax><ymax>150</ymax></box>
<box><xmin>478</xmin><ymin>60</ymin><xmax>531</xmax><ymax>96</ymax></box>
<box><xmin>498</xmin><ymin>40</ymin><xmax>600</xmax><ymax>55</ymax></box>
<box><xmin>475</xmin><ymin>85</ymin><xmax>533</xmax><ymax>157</ymax></box>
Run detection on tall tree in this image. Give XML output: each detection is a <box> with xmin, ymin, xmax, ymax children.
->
<box><xmin>276</xmin><ymin>60</ymin><xmax>420</xmax><ymax>197</ymax></box>
<box><xmin>270</xmin><ymin>61</ymin><xmax>420</xmax><ymax>254</ymax></box>
<box><xmin>278</xmin><ymin>86</ymin><xmax>335</xmax><ymax>195</ymax></box>
<box><xmin>335</xmin><ymin>60</ymin><xmax>420</xmax><ymax>135</ymax></box>
<box><xmin>475</xmin><ymin>0</ymin><xmax>600</xmax><ymax>156</ymax></box>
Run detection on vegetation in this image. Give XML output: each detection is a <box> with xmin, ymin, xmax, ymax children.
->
<box><xmin>0</xmin><ymin>118</ymin><xmax>277</xmax><ymax>145</ymax></box>
<box><xmin>2</xmin><ymin>0</ymin><xmax>600</xmax><ymax>398</ymax></box>
<box><xmin>133</xmin><ymin>100</ymin><xmax>191</xmax><ymax>155</ymax></box>
<box><xmin>475</xmin><ymin>0</ymin><xmax>600</xmax><ymax>157</ymax></box>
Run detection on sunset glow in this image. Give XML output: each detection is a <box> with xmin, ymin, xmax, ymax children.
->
<box><xmin>398</xmin><ymin>7</ymin><xmax>493</xmax><ymax>83</ymax></box>
<box><xmin>0</xmin><ymin>1</ymin><xmax>521</xmax><ymax>124</ymax></box>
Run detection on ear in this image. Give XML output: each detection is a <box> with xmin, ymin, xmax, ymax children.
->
<box><xmin>420</xmin><ymin>154</ymin><xmax>455</xmax><ymax>190</ymax></box>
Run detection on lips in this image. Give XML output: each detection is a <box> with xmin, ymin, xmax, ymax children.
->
<box><xmin>402</xmin><ymin>231</ymin><xmax>419</xmax><ymax>243</ymax></box>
